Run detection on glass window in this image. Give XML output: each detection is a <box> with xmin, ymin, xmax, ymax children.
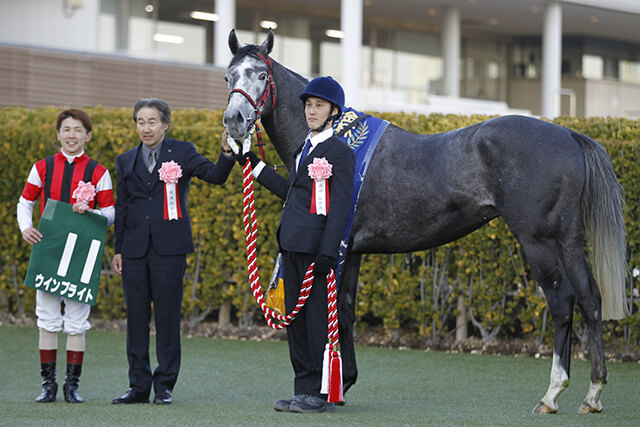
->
<box><xmin>272</xmin><ymin>36</ymin><xmax>312</xmax><ymax>77</ymax></box>
<box><xmin>156</xmin><ymin>21</ymin><xmax>206</xmax><ymax>64</ymax></box>
<box><xmin>98</xmin><ymin>0</ymin><xmax>125</xmax><ymax>53</ymax></box>
<box><xmin>620</xmin><ymin>60</ymin><xmax>640</xmax><ymax>85</ymax></box>
<box><xmin>319</xmin><ymin>40</ymin><xmax>341</xmax><ymax>78</ymax></box>
<box><xmin>511</xmin><ymin>38</ymin><xmax>540</xmax><ymax>79</ymax></box>
<box><xmin>463</xmin><ymin>39</ymin><xmax>507</xmax><ymax>101</ymax></box>
<box><xmin>395</xmin><ymin>51</ymin><xmax>442</xmax><ymax>102</ymax></box>
<box><xmin>582</xmin><ymin>55</ymin><xmax>603</xmax><ymax>79</ymax></box>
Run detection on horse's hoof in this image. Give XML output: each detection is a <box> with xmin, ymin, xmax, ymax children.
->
<box><xmin>578</xmin><ymin>401</ymin><xmax>603</xmax><ymax>413</ymax></box>
<box><xmin>532</xmin><ymin>401</ymin><xmax>558</xmax><ymax>414</ymax></box>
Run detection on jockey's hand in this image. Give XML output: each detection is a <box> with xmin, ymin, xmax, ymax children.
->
<box><xmin>236</xmin><ymin>151</ymin><xmax>260</xmax><ymax>167</ymax></box>
<box><xmin>72</xmin><ymin>201</ymin><xmax>90</xmax><ymax>214</ymax></box>
<box><xmin>314</xmin><ymin>254</ymin><xmax>336</xmax><ymax>277</ymax></box>
<box><xmin>22</xmin><ymin>227</ymin><xmax>42</xmax><ymax>245</ymax></box>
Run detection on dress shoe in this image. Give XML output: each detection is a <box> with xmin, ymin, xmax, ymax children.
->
<box><xmin>153</xmin><ymin>389</ymin><xmax>172</xmax><ymax>405</ymax></box>
<box><xmin>289</xmin><ymin>395</ymin><xmax>335</xmax><ymax>413</ymax></box>
<box><xmin>112</xmin><ymin>388</ymin><xmax>149</xmax><ymax>404</ymax></box>
<box><xmin>273</xmin><ymin>394</ymin><xmax>307</xmax><ymax>412</ymax></box>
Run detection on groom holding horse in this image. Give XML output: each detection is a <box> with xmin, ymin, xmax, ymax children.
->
<box><xmin>232</xmin><ymin>76</ymin><xmax>355</xmax><ymax>413</ymax></box>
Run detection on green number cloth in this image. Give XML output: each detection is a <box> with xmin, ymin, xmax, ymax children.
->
<box><xmin>24</xmin><ymin>200</ymin><xmax>107</xmax><ymax>306</ymax></box>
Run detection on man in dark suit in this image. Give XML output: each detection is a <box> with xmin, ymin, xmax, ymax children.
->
<box><xmin>237</xmin><ymin>77</ymin><xmax>355</xmax><ymax>413</ymax></box>
<box><xmin>111</xmin><ymin>98</ymin><xmax>235</xmax><ymax>405</ymax></box>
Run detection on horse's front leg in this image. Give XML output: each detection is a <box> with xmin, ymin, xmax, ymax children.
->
<box><xmin>337</xmin><ymin>252</ymin><xmax>363</xmax><ymax>394</ymax></box>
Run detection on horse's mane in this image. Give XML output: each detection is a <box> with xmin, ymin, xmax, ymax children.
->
<box><xmin>229</xmin><ymin>44</ymin><xmax>262</xmax><ymax>67</ymax></box>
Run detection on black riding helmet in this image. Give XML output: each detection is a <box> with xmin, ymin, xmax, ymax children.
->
<box><xmin>299</xmin><ymin>76</ymin><xmax>345</xmax><ymax>131</ymax></box>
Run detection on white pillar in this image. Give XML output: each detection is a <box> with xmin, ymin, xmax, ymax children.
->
<box><xmin>214</xmin><ymin>0</ymin><xmax>235</xmax><ymax>68</ymax></box>
<box><xmin>442</xmin><ymin>7</ymin><xmax>460</xmax><ymax>98</ymax></box>
<box><xmin>341</xmin><ymin>0</ymin><xmax>363</xmax><ymax>106</ymax></box>
<box><xmin>542</xmin><ymin>2</ymin><xmax>562</xmax><ymax>118</ymax></box>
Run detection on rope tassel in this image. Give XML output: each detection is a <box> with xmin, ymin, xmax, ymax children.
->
<box><xmin>321</xmin><ymin>343</ymin><xmax>330</xmax><ymax>394</ymax></box>
<box><xmin>328</xmin><ymin>350</ymin><xmax>344</xmax><ymax>403</ymax></box>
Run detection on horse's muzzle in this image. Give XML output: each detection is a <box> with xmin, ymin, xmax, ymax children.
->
<box><xmin>223</xmin><ymin>108</ymin><xmax>252</xmax><ymax>140</ymax></box>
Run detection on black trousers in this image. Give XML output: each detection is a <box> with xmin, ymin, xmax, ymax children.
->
<box><xmin>122</xmin><ymin>240</ymin><xmax>186</xmax><ymax>395</ymax></box>
<box><xmin>282</xmin><ymin>251</ymin><xmax>328</xmax><ymax>397</ymax></box>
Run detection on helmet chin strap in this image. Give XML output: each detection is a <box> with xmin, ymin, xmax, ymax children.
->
<box><xmin>310</xmin><ymin>117</ymin><xmax>332</xmax><ymax>133</ymax></box>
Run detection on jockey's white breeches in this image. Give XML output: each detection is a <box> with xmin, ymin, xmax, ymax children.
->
<box><xmin>35</xmin><ymin>290</ymin><xmax>91</xmax><ymax>335</ymax></box>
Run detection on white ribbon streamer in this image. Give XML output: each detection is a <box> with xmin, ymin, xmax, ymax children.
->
<box><xmin>227</xmin><ymin>135</ymin><xmax>240</xmax><ymax>155</ymax></box>
<box><xmin>314</xmin><ymin>179</ymin><xmax>327</xmax><ymax>216</ymax></box>
<box><xmin>165</xmin><ymin>183</ymin><xmax>179</xmax><ymax>220</ymax></box>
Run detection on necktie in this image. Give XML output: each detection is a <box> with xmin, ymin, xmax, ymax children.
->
<box><xmin>148</xmin><ymin>151</ymin><xmax>157</xmax><ymax>173</ymax></box>
<box><xmin>298</xmin><ymin>139</ymin><xmax>312</xmax><ymax>171</ymax></box>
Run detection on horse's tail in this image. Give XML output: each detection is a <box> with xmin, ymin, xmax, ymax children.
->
<box><xmin>571</xmin><ymin>130</ymin><xmax>627</xmax><ymax>320</ymax></box>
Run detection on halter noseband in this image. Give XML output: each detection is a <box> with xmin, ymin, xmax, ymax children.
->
<box><xmin>227</xmin><ymin>52</ymin><xmax>277</xmax><ymax>164</ymax></box>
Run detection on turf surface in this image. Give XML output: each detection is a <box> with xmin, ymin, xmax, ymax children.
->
<box><xmin>0</xmin><ymin>325</ymin><xmax>638</xmax><ymax>426</ymax></box>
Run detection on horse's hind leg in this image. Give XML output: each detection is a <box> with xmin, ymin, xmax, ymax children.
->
<box><xmin>560</xmin><ymin>235</ymin><xmax>607</xmax><ymax>413</ymax></box>
<box><xmin>518</xmin><ymin>239</ymin><xmax>575</xmax><ymax>414</ymax></box>
<box><xmin>338</xmin><ymin>252</ymin><xmax>363</xmax><ymax>394</ymax></box>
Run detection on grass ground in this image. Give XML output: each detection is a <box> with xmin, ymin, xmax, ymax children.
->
<box><xmin>0</xmin><ymin>325</ymin><xmax>638</xmax><ymax>426</ymax></box>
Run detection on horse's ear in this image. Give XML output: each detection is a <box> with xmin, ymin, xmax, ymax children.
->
<box><xmin>260</xmin><ymin>30</ymin><xmax>274</xmax><ymax>55</ymax></box>
<box><xmin>229</xmin><ymin>29</ymin><xmax>240</xmax><ymax>55</ymax></box>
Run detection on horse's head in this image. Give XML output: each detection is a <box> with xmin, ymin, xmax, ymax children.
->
<box><xmin>223</xmin><ymin>29</ymin><xmax>275</xmax><ymax>141</ymax></box>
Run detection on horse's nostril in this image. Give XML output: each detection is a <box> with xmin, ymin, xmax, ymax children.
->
<box><xmin>223</xmin><ymin>109</ymin><xmax>244</xmax><ymax>127</ymax></box>
<box><xmin>223</xmin><ymin>109</ymin><xmax>246</xmax><ymax>126</ymax></box>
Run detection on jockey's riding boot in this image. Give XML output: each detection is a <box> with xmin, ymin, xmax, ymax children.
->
<box><xmin>63</xmin><ymin>363</ymin><xmax>84</xmax><ymax>403</ymax></box>
<box><xmin>35</xmin><ymin>362</ymin><xmax>58</xmax><ymax>403</ymax></box>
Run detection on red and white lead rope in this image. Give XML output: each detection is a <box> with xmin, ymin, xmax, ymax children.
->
<box><xmin>241</xmin><ymin>158</ymin><xmax>343</xmax><ymax>402</ymax></box>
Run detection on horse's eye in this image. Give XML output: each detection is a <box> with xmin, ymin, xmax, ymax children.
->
<box><xmin>223</xmin><ymin>75</ymin><xmax>229</xmax><ymax>83</ymax></box>
<box><xmin>259</xmin><ymin>73</ymin><xmax>267</xmax><ymax>80</ymax></box>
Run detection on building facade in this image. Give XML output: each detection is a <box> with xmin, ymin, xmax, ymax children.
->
<box><xmin>1</xmin><ymin>0</ymin><xmax>639</xmax><ymax>118</ymax></box>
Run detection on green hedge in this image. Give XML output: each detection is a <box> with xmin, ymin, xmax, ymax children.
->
<box><xmin>1</xmin><ymin>107</ymin><xmax>638</xmax><ymax>349</ymax></box>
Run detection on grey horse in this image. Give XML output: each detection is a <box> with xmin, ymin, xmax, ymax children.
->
<box><xmin>223</xmin><ymin>30</ymin><xmax>627</xmax><ymax>414</ymax></box>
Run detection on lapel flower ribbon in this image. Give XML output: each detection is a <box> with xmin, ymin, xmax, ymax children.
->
<box><xmin>158</xmin><ymin>160</ymin><xmax>183</xmax><ymax>220</ymax></box>
<box><xmin>308</xmin><ymin>157</ymin><xmax>332</xmax><ymax>216</ymax></box>
<box><xmin>72</xmin><ymin>181</ymin><xmax>96</xmax><ymax>205</ymax></box>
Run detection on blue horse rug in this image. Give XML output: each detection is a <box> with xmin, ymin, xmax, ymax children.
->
<box><xmin>333</xmin><ymin>107</ymin><xmax>389</xmax><ymax>280</ymax></box>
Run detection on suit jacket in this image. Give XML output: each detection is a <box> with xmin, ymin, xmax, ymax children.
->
<box><xmin>257</xmin><ymin>135</ymin><xmax>355</xmax><ymax>258</ymax></box>
<box><xmin>114</xmin><ymin>137</ymin><xmax>234</xmax><ymax>257</ymax></box>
